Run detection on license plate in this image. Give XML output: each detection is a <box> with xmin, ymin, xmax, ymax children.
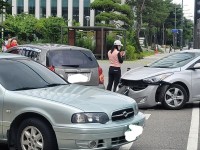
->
<box><xmin>67</xmin><ymin>73</ymin><xmax>90</xmax><ymax>83</ymax></box>
<box><xmin>124</xmin><ymin>125</ymin><xmax>143</xmax><ymax>142</ymax></box>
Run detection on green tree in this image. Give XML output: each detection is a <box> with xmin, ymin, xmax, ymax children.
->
<box><xmin>35</xmin><ymin>17</ymin><xmax>67</xmax><ymax>43</ymax></box>
<box><xmin>90</xmin><ymin>0</ymin><xmax>133</xmax><ymax>28</ymax></box>
<box><xmin>0</xmin><ymin>0</ymin><xmax>11</xmax><ymax>13</ymax></box>
<box><xmin>3</xmin><ymin>14</ymin><xmax>38</xmax><ymax>41</ymax></box>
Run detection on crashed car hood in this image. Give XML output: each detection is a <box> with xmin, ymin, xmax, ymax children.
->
<box><xmin>121</xmin><ymin>67</ymin><xmax>180</xmax><ymax>80</ymax></box>
<box><xmin>15</xmin><ymin>84</ymin><xmax>135</xmax><ymax>112</ymax></box>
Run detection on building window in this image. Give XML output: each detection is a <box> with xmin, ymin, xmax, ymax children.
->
<box><xmin>17</xmin><ymin>0</ymin><xmax>24</xmax><ymax>14</ymax></box>
<box><xmin>51</xmin><ymin>0</ymin><xmax>57</xmax><ymax>17</ymax></box>
<box><xmin>6</xmin><ymin>0</ymin><xmax>12</xmax><ymax>14</ymax></box>
<box><xmin>62</xmin><ymin>0</ymin><xmax>68</xmax><ymax>20</ymax></box>
<box><xmin>29</xmin><ymin>0</ymin><xmax>35</xmax><ymax>15</ymax></box>
<box><xmin>84</xmin><ymin>0</ymin><xmax>90</xmax><ymax>26</ymax></box>
<box><xmin>73</xmin><ymin>0</ymin><xmax>79</xmax><ymax>23</ymax></box>
<box><xmin>40</xmin><ymin>0</ymin><xmax>46</xmax><ymax>18</ymax></box>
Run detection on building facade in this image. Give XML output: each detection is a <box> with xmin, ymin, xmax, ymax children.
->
<box><xmin>6</xmin><ymin>0</ymin><xmax>95</xmax><ymax>26</ymax></box>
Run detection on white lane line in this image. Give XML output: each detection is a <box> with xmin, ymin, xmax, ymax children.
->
<box><xmin>145</xmin><ymin>114</ymin><xmax>151</xmax><ymax>120</ymax></box>
<box><xmin>187</xmin><ymin>102</ymin><xmax>199</xmax><ymax>150</ymax></box>
<box><xmin>119</xmin><ymin>142</ymin><xmax>133</xmax><ymax>150</ymax></box>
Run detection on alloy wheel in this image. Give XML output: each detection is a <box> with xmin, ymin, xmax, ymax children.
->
<box><xmin>21</xmin><ymin>126</ymin><xmax>44</xmax><ymax>150</ymax></box>
<box><xmin>165</xmin><ymin>87</ymin><xmax>184</xmax><ymax>108</ymax></box>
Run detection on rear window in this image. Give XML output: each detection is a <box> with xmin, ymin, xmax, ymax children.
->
<box><xmin>47</xmin><ymin>50</ymin><xmax>98</xmax><ymax>68</ymax></box>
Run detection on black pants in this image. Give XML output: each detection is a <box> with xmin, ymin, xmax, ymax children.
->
<box><xmin>107</xmin><ymin>66</ymin><xmax>121</xmax><ymax>92</ymax></box>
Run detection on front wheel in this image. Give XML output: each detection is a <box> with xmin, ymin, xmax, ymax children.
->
<box><xmin>160</xmin><ymin>84</ymin><xmax>188</xmax><ymax>110</ymax></box>
<box><xmin>16</xmin><ymin>118</ymin><xmax>58</xmax><ymax>150</ymax></box>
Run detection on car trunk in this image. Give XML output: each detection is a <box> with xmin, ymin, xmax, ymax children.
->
<box><xmin>46</xmin><ymin>49</ymin><xmax>99</xmax><ymax>86</ymax></box>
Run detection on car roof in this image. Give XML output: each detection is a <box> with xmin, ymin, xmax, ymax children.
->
<box><xmin>14</xmin><ymin>43</ymin><xmax>91</xmax><ymax>52</ymax></box>
<box><xmin>0</xmin><ymin>53</ymin><xmax>26</xmax><ymax>59</ymax></box>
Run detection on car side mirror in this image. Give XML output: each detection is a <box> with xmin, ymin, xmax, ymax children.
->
<box><xmin>192</xmin><ymin>63</ymin><xmax>200</xmax><ymax>70</ymax></box>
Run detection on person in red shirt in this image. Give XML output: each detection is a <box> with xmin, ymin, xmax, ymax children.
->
<box><xmin>6</xmin><ymin>38</ymin><xmax>18</xmax><ymax>49</ymax></box>
<box><xmin>6</xmin><ymin>38</ymin><xmax>12</xmax><ymax>49</ymax></box>
<box><xmin>10</xmin><ymin>39</ymin><xmax>18</xmax><ymax>47</ymax></box>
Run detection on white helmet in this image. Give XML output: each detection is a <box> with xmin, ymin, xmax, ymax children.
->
<box><xmin>114</xmin><ymin>40</ymin><xmax>123</xmax><ymax>46</ymax></box>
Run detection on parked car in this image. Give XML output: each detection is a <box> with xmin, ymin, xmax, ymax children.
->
<box><xmin>0</xmin><ymin>53</ymin><xmax>145</xmax><ymax>150</ymax></box>
<box><xmin>6</xmin><ymin>44</ymin><xmax>104</xmax><ymax>89</ymax></box>
<box><xmin>118</xmin><ymin>50</ymin><xmax>200</xmax><ymax>110</ymax></box>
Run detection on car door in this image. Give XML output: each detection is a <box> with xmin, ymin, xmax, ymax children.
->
<box><xmin>191</xmin><ymin>59</ymin><xmax>200</xmax><ymax>99</ymax></box>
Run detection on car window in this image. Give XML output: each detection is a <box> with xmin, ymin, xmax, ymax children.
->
<box><xmin>47</xmin><ymin>50</ymin><xmax>98</xmax><ymax>68</ymax></box>
<box><xmin>8</xmin><ymin>48</ymin><xmax>20</xmax><ymax>54</ymax></box>
<box><xmin>8</xmin><ymin>47</ymin><xmax>41</xmax><ymax>61</ymax></box>
<box><xmin>0</xmin><ymin>58</ymin><xmax>67</xmax><ymax>91</ymax></box>
<box><xmin>149</xmin><ymin>52</ymin><xmax>197</xmax><ymax>68</ymax></box>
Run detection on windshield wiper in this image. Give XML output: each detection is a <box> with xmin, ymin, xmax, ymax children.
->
<box><xmin>152</xmin><ymin>66</ymin><xmax>169</xmax><ymax>68</ymax></box>
<box><xmin>13</xmin><ymin>87</ymin><xmax>39</xmax><ymax>91</ymax></box>
<box><xmin>61</xmin><ymin>64</ymin><xmax>80</xmax><ymax>68</ymax></box>
<box><xmin>45</xmin><ymin>83</ymin><xmax>68</xmax><ymax>87</ymax></box>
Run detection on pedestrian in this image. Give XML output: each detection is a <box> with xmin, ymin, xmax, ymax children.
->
<box><xmin>10</xmin><ymin>39</ymin><xmax>18</xmax><ymax>47</ymax></box>
<box><xmin>169</xmin><ymin>44</ymin><xmax>173</xmax><ymax>53</ymax></box>
<box><xmin>107</xmin><ymin>40</ymin><xmax>125</xmax><ymax>92</ymax></box>
<box><xmin>6</xmin><ymin>37</ymin><xmax>18</xmax><ymax>49</ymax></box>
<box><xmin>188</xmin><ymin>42</ymin><xmax>191</xmax><ymax>50</ymax></box>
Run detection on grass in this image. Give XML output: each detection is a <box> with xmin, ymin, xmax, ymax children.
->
<box><xmin>141</xmin><ymin>50</ymin><xmax>155</xmax><ymax>57</ymax></box>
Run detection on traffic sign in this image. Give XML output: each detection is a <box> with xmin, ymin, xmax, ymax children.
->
<box><xmin>172</xmin><ymin>29</ymin><xmax>178</xmax><ymax>33</ymax></box>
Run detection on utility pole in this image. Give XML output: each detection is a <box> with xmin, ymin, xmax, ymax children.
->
<box><xmin>180</xmin><ymin>0</ymin><xmax>183</xmax><ymax>50</ymax></box>
<box><xmin>173</xmin><ymin>7</ymin><xmax>177</xmax><ymax>50</ymax></box>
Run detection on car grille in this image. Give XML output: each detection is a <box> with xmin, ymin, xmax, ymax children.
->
<box><xmin>120</xmin><ymin>79</ymin><xmax>148</xmax><ymax>91</ymax></box>
<box><xmin>112</xmin><ymin>136</ymin><xmax>127</xmax><ymax>145</ymax></box>
<box><xmin>112</xmin><ymin>108</ymin><xmax>134</xmax><ymax>121</ymax></box>
<box><xmin>97</xmin><ymin>140</ymin><xmax>104</xmax><ymax>148</ymax></box>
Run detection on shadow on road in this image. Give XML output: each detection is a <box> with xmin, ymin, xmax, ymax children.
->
<box><xmin>139</xmin><ymin>101</ymin><xmax>199</xmax><ymax>111</ymax></box>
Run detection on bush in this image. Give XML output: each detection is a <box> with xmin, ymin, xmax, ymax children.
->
<box><xmin>125</xmin><ymin>45</ymin><xmax>136</xmax><ymax>60</ymax></box>
<box><xmin>76</xmin><ymin>37</ymin><xmax>95</xmax><ymax>52</ymax></box>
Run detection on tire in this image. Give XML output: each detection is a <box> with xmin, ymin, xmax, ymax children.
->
<box><xmin>16</xmin><ymin>118</ymin><xmax>58</xmax><ymax>150</ymax></box>
<box><xmin>160</xmin><ymin>84</ymin><xmax>188</xmax><ymax>110</ymax></box>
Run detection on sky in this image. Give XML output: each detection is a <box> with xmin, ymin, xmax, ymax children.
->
<box><xmin>173</xmin><ymin>0</ymin><xmax>194</xmax><ymax>20</ymax></box>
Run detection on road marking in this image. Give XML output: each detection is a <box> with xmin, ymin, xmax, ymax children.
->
<box><xmin>145</xmin><ymin>114</ymin><xmax>151</xmax><ymax>120</ymax></box>
<box><xmin>187</xmin><ymin>102</ymin><xmax>199</xmax><ymax>150</ymax></box>
<box><xmin>119</xmin><ymin>142</ymin><xmax>133</xmax><ymax>150</ymax></box>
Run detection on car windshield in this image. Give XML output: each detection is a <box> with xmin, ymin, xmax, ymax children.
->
<box><xmin>0</xmin><ymin>58</ymin><xmax>68</xmax><ymax>91</ymax></box>
<box><xmin>47</xmin><ymin>50</ymin><xmax>98</xmax><ymax>68</ymax></box>
<box><xmin>148</xmin><ymin>52</ymin><xmax>197</xmax><ymax>68</ymax></box>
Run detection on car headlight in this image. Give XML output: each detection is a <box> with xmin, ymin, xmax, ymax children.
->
<box><xmin>71</xmin><ymin>112</ymin><xmax>109</xmax><ymax>124</ymax></box>
<box><xmin>143</xmin><ymin>73</ymin><xmax>173</xmax><ymax>83</ymax></box>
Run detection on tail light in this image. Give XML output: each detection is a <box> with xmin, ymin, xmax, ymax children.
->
<box><xmin>48</xmin><ymin>65</ymin><xmax>55</xmax><ymax>72</ymax></box>
<box><xmin>98</xmin><ymin>66</ymin><xmax>104</xmax><ymax>84</ymax></box>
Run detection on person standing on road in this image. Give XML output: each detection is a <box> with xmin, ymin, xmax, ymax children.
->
<box><xmin>107</xmin><ymin>40</ymin><xmax>125</xmax><ymax>92</ymax></box>
<box><xmin>169</xmin><ymin>44</ymin><xmax>173</xmax><ymax>53</ymax></box>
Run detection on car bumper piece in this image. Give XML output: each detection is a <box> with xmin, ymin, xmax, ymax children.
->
<box><xmin>118</xmin><ymin>85</ymin><xmax>159</xmax><ymax>108</ymax></box>
<box><xmin>54</xmin><ymin>112</ymin><xmax>145</xmax><ymax>150</ymax></box>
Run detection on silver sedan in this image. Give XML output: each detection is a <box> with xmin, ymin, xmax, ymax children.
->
<box><xmin>118</xmin><ymin>50</ymin><xmax>200</xmax><ymax>110</ymax></box>
<box><xmin>0</xmin><ymin>53</ymin><xmax>145</xmax><ymax>150</ymax></box>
